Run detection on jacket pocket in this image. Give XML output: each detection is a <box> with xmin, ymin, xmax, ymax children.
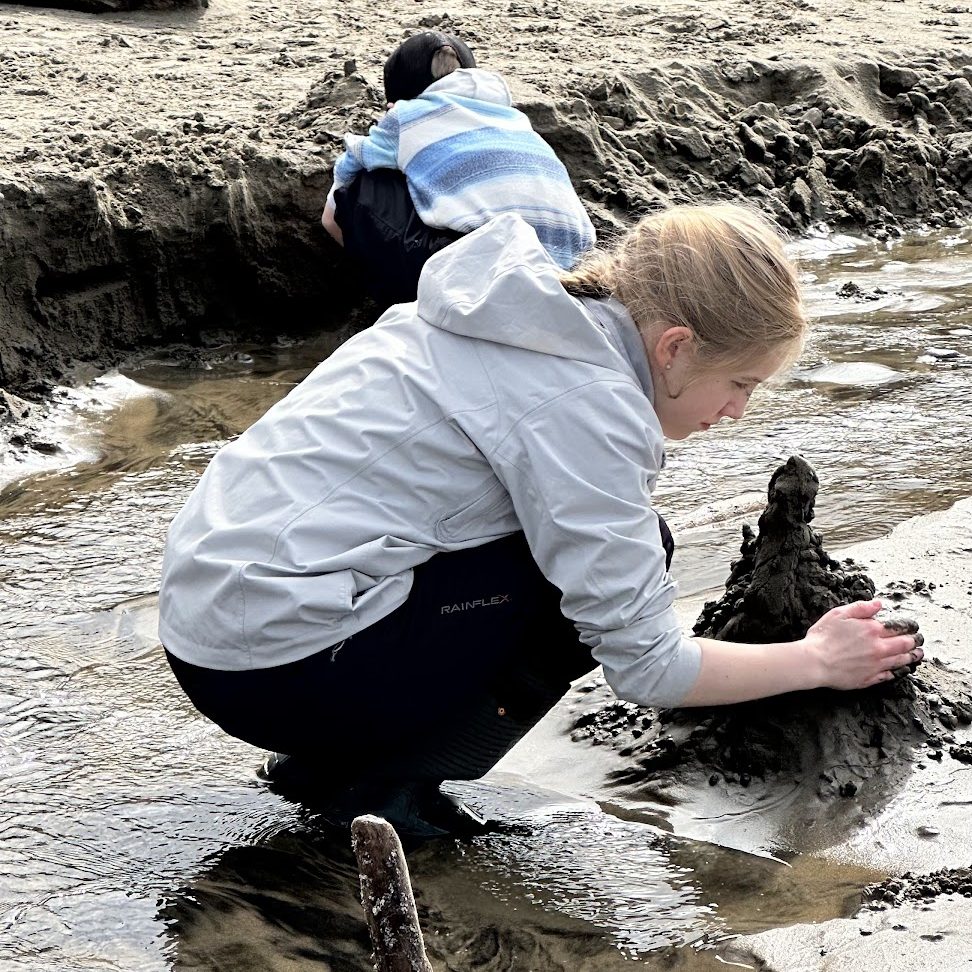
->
<box><xmin>240</xmin><ymin>564</ymin><xmax>355</xmax><ymax>633</ymax></box>
<box><xmin>434</xmin><ymin>481</ymin><xmax>516</xmax><ymax>544</ymax></box>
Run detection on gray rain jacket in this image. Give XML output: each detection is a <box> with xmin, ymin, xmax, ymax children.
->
<box><xmin>158</xmin><ymin>214</ymin><xmax>702</xmax><ymax>707</ymax></box>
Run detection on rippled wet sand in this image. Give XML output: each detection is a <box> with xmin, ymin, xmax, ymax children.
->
<box><xmin>1</xmin><ymin>228</ymin><xmax>970</xmax><ymax>970</ymax></box>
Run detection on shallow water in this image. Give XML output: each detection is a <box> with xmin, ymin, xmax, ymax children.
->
<box><xmin>1</xmin><ymin>227</ymin><xmax>970</xmax><ymax>970</ymax></box>
<box><xmin>661</xmin><ymin>225</ymin><xmax>972</xmax><ymax>594</ymax></box>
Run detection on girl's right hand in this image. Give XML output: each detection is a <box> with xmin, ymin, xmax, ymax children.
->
<box><xmin>804</xmin><ymin>599</ymin><xmax>924</xmax><ymax>691</ymax></box>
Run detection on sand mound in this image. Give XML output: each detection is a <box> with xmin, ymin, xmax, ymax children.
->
<box><xmin>568</xmin><ymin>458</ymin><xmax>972</xmax><ymax>807</ymax></box>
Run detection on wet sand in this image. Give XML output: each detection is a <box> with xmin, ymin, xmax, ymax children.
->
<box><xmin>0</xmin><ymin>246</ymin><xmax>970</xmax><ymax>965</ymax></box>
<box><xmin>504</xmin><ymin>496</ymin><xmax>972</xmax><ymax>964</ymax></box>
<box><xmin>2</xmin><ymin>1</ymin><xmax>972</xmax><ymax>967</ymax></box>
<box><xmin>2</xmin><ymin>0</ymin><xmax>972</xmax><ymax>401</ymax></box>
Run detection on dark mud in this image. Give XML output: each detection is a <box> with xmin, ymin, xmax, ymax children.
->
<box><xmin>693</xmin><ymin>456</ymin><xmax>877</xmax><ymax>644</ymax></box>
<box><xmin>569</xmin><ymin>457</ymin><xmax>972</xmax><ymax>804</ymax></box>
<box><xmin>864</xmin><ymin>865</ymin><xmax>972</xmax><ymax>909</ymax></box>
<box><xmin>0</xmin><ymin>387</ymin><xmax>53</xmax><ymax>449</ymax></box>
<box><xmin>0</xmin><ymin>151</ymin><xmax>351</xmax><ymax>396</ymax></box>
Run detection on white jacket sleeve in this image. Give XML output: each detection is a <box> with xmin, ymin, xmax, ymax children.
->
<box><xmin>491</xmin><ymin>378</ymin><xmax>702</xmax><ymax>707</ymax></box>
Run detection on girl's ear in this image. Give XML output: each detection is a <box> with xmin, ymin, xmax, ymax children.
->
<box><xmin>651</xmin><ymin>325</ymin><xmax>695</xmax><ymax>371</ymax></box>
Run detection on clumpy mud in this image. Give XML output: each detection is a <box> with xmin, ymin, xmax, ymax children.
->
<box><xmin>835</xmin><ymin>280</ymin><xmax>898</xmax><ymax>303</ymax></box>
<box><xmin>864</xmin><ymin>865</ymin><xmax>972</xmax><ymax>909</ymax></box>
<box><xmin>569</xmin><ymin>457</ymin><xmax>972</xmax><ymax>801</ymax></box>
<box><xmin>693</xmin><ymin>456</ymin><xmax>876</xmax><ymax>644</ymax></box>
<box><xmin>3</xmin><ymin>0</ymin><xmax>972</xmax><ymax>400</ymax></box>
<box><xmin>283</xmin><ymin>53</ymin><xmax>972</xmax><ymax>245</ymax></box>
<box><xmin>0</xmin><ymin>384</ymin><xmax>70</xmax><ymax>468</ymax></box>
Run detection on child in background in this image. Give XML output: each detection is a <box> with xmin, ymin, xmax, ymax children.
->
<box><xmin>322</xmin><ymin>30</ymin><xmax>596</xmax><ymax>304</ymax></box>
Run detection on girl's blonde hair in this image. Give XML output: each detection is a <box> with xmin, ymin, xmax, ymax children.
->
<box><xmin>561</xmin><ymin>204</ymin><xmax>807</xmax><ymax>373</ymax></box>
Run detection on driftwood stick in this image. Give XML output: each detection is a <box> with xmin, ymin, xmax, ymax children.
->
<box><xmin>351</xmin><ymin>814</ymin><xmax>433</xmax><ymax>972</ymax></box>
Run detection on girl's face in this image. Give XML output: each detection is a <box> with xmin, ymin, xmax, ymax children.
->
<box><xmin>646</xmin><ymin>327</ymin><xmax>790</xmax><ymax>440</ymax></box>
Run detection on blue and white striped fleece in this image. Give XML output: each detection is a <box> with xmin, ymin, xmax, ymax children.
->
<box><xmin>330</xmin><ymin>68</ymin><xmax>596</xmax><ymax>269</ymax></box>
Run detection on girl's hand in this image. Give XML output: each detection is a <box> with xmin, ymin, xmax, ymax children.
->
<box><xmin>804</xmin><ymin>599</ymin><xmax>924</xmax><ymax>691</ymax></box>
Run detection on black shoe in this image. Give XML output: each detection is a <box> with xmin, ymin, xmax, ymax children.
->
<box><xmin>314</xmin><ymin>782</ymin><xmax>492</xmax><ymax>839</ymax></box>
<box><xmin>257</xmin><ymin>751</ymin><xmax>327</xmax><ymax>792</ymax></box>
<box><xmin>372</xmin><ymin>784</ymin><xmax>493</xmax><ymax>839</ymax></box>
<box><xmin>257</xmin><ymin>757</ymin><xmax>491</xmax><ymax>839</ymax></box>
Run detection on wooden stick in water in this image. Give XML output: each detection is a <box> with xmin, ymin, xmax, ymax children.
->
<box><xmin>351</xmin><ymin>814</ymin><xmax>433</xmax><ymax>972</ymax></box>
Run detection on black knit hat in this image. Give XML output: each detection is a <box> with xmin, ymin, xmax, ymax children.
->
<box><xmin>383</xmin><ymin>31</ymin><xmax>476</xmax><ymax>104</ymax></box>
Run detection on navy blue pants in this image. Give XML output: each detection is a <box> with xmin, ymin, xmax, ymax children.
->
<box><xmin>333</xmin><ymin>169</ymin><xmax>461</xmax><ymax>308</ymax></box>
<box><xmin>166</xmin><ymin>533</ymin><xmax>595</xmax><ymax>786</ymax></box>
<box><xmin>167</xmin><ymin>521</ymin><xmax>675</xmax><ymax>786</ymax></box>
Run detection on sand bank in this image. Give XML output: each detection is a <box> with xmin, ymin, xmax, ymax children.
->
<box><xmin>1</xmin><ymin>0</ymin><xmax>971</xmax><ymax>401</ymax></box>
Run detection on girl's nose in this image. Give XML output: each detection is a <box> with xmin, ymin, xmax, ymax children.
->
<box><xmin>721</xmin><ymin>394</ymin><xmax>748</xmax><ymax>421</ymax></box>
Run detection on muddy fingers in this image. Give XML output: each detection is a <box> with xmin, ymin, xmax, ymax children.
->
<box><xmin>806</xmin><ymin>602</ymin><xmax>927</xmax><ymax>691</ymax></box>
<box><xmin>880</xmin><ymin>615</ymin><xmax>920</xmax><ymax>637</ymax></box>
<box><xmin>879</xmin><ymin>615</ymin><xmax>924</xmax><ymax>677</ymax></box>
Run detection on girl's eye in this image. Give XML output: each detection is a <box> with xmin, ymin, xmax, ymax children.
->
<box><xmin>733</xmin><ymin>381</ymin><xmax>756</xmax><ymax>395</ymax></box>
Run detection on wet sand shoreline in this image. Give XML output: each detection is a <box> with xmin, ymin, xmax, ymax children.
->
<box><xmin>1</xmin><ymin>311</ymin><xmax>969</xmax><ymax>968</ymax></box>
<box><xmin>503</xmin><ymin>495</ymin><xmax>972</xmax><ymax>967</ymax></box>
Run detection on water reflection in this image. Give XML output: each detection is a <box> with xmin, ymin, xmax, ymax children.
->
<box><xmin>159</xmin><ymin>823</ymin><xmax>372</xmax><ymax>972</ymax></box>
<box><xmin>157</xmin><ymin>775</ymin><xmax>883</xmax><ymax>970</ymax></box>
<box><xmin>1</xmin><ymin>226</ymin><xmax>971</xmax><ymax>969</ymax></box>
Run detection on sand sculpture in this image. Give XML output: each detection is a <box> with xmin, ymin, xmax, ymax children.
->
<box><xmin>570</xmin><ymin>456</ymin><xmax>972</xmax><ymax>805</ymax></box>
<box><xmin>693</xmin><ymin>455</ymin><xmax>879</xmax><ymax>645</ymax></box>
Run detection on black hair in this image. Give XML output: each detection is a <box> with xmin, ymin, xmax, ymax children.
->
<box><xmin>383</xmin><ymin>31</ymin><xmax>476</xmax><ymax>104</ymax></box>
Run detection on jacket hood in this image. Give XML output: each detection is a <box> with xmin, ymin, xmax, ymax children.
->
<box><xmin>424</xmin><ymin>68</ymin><xmax>512</xmax><ymax>107</ymax></box>
<box><xmin>416</xmin><ymin>213</ymin><xmax>653</xmax><ymax>396</ymax></box>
